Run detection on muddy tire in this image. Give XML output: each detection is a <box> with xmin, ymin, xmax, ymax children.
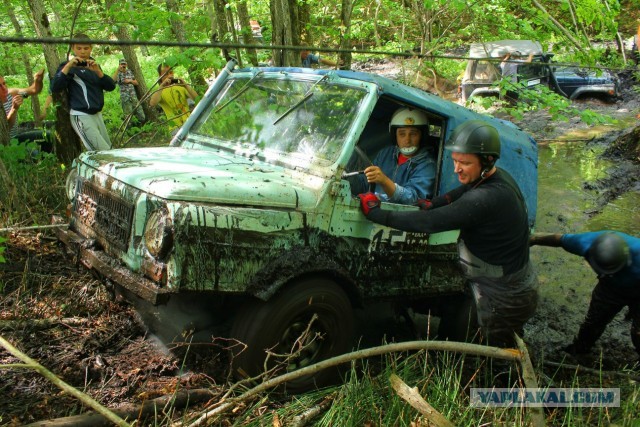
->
<box><xmin>437</xmin><ymin>295</ymin><xmax>479</xmax><ymax>342</ymax></box>
<box><xmin>230</xmin><ymin>278</ymin><xmax>354</xmax><ymax>393</ymax></box>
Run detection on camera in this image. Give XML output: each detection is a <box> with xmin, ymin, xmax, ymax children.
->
<box><xmin>76</xmin><ymin>60</ymin><xmax>88</xmax><ymax>67</ymax></box>
<box><xmin>170</xmin><ymin>78</ymin><xmax>180</xmax><ymax>84</ymax></box>
<box><xmin>18</xmin><ymin>91</ymin><xmax>29</xmax><ymax>99</ymax></box>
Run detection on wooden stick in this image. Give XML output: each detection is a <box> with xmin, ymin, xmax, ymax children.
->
<box><xmin>0</xmin><ymin>335</ymin><xmax>131</xmax><ymax>427</ymax></box>
<box><xmin>515</xmin><ymin>335</ymin><xmax>545</xmax><ymax>427</ymax></box>
<box><xmin>0</xmin><ymin>317</ymin><xmax>88</xmax><ymax>332</ymax></box>
<box><xmin>181</xmin><ymin>340</ymin><xmax>522</xmax><ymax>427</ymax></box>
<box><xmin>389</xmin><ymin>374</ymin><xmax>454</xmax><ymax>427</ymax></box>
<box><xmin>543</xmin><ymin>360</ymin><xmax>640</xmax><ymax>382</ymax></box>
<box><xmin>22</xmin><ymin>388</ymin><xmax>217</xmax><ymax>427</ymax></box>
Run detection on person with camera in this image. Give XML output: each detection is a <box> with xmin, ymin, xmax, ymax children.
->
<box><xmin>149</xmin><ymin>63</ymin><xmax>198</xmax><ymax>135</ymax></box>
<box><xmin>1</xmin><ymin>69</ymin><xmax>45</xmax><ymax>139</ymax></box>
<box><xmin>51</xmin><ymin>33</ymin><xmax>116</xmax><ymax>151</ymax></box>
<box><xmin>112</xmin><ymin>59</ymin><xmax>145</xmax><ymax>125</ymax></box>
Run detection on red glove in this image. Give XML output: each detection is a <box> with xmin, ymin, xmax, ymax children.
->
<box><xmin>416</xmin><ymin>199</ymin><xmax>433</xmax><ymax>210</ymax></box>
<box><xmin>358</xmin><ymin>192</ymin><xmax>380</xmax><ymax>216</ymax></box>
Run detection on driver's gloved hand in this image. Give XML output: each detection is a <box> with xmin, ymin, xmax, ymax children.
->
<box><xmin>358</xmin><ymin>192</ymin><xmax>380</xmax><ymax>216</ymax></box>
<box><xmin>416</xmin><ymin>199</ymin><xmax>433</xmax><ymax>210</ymax></box>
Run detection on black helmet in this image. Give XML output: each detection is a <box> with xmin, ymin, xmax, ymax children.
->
<box><xmin>445</xmin><ymin>120</ymin><xmax>501</xmax><ymax>158</ymax></box>
<box><xmin>587</xmin><ymin>232</ymin><xmax>630</xmax><ymax>276</ymax></box>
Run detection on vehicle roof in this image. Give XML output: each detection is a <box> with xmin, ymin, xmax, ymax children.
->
<box><xmin>468</xmin><ymin>40</ymin><xmax>544</xmax><ymax>58</ymax></box>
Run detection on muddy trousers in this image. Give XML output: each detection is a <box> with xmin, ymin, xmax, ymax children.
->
<box><xmin>573</xmin><ymin>281</ymin><xmax>640</xmax><ymax>356</ymax></box>
<box><xmin>468</xmin><ymin>262</ymin><xmax>539</xmax><ymax>349</ymax></box>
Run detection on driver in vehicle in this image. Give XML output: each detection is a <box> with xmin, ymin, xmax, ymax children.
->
<box><xmin>360</xmin><ymin>107</ymin><xmax>436</xmax><ymax>205</ymax></box>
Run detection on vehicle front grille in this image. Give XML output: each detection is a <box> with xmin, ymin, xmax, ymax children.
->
<box><xmin>75</xmin><ymin>179</ymin><xmax>134</xmax><ymax>251</ymax></box>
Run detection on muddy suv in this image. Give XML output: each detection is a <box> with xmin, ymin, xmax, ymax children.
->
<box><xmin>460</xmin><ymin>40</ymin><xmax>552</xmax><ymax>102</ymax></box>
<box><xmin>460</xmin><ymin>39</ymin><xmax>619</xmax><ymax>103</ymax></box>
<box><xmin>56</xmin><ymin>61</ymin><xmax>538</xmax><ymax>391</ymax></box>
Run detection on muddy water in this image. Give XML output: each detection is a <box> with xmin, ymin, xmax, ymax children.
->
<box><xmin>527</xmin><ymin>135</ymin><xmax>640</xmax><ymax>366</ymax></box>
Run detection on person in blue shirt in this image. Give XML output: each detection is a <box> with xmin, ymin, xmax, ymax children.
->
<box><xmin>300</xmin><ymin>50</ymin><xmax>338</xmax><ymax>68</ymax></box>
<box><xmin>361</xmin><ymin>107</ymin><xmax>436</xmax><ymax>205</ymax></box>
<box><xmin>530</xmin><ymin>231</ymin><xmax>640</xmax><ymax>357</ymax></box>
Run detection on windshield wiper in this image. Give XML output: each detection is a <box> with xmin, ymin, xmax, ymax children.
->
<box><xmin>273</xmin><ymin>74</ymin><xmax>329</xmax><ymax>125</ymax></box>
<box><xmin>214</xmin><ymin>71</ymin><xmax>264</xmax><ymax>114</ymax></box>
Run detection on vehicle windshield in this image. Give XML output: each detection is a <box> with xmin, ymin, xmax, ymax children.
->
<box><xmin>187</xmin><ymin>74</ymin><xmax>369</xmax><ymax>169</ymax></box>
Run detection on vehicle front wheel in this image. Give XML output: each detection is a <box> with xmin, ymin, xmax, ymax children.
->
<box><xmin>230</xmin><ymin>278</ymin><xmax>354</xmax><ymax>393</ymax></box>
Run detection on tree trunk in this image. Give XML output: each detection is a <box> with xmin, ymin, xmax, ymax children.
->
<box><xmin>165</xmin><ymin>0</ymin><xmax>208</xmax><ymax>90</ymax></box>
<box><xmin>225</xmin><ymin>4</ymin><xmax>243</xmax><ymax>67</ymax></box>
<box><xmin>270</xmin><ymin>0</ymin><xmax>299</xmax><ymax>66</ymax></box>
<box><xmin>26</xmin><ymin>0</ymin><xmax>81</xmax><ymax>164</ymax></box>
<box><xmin>339</xmin><ymin>0</ymin><xmax>354</xmax><ymax>70</ymax></box>
<box><xmin>0</xmin><ymin>106</ymin><xmax>9</xmax><ymax>146</ymax></box>
<box><xmin>236</xmin><ymin>1</ymin><xmax>258</xmax><ymax>66</ymax></box>
<box><xmin>213</xmin><ymin>0</ymin><xmax>233</xmax><ymax>62</ymax></box>
<box><xmin>5</xmin><ymin>0</ymin><xmax>43</xmax><ymax>126</ymax></box>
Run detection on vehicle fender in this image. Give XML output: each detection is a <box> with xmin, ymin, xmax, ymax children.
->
<box><xmin>570</xmin><ymin>85</ymin><xmax>616</xmax><ymax>100</ymax></box>
<box><xmin>245</xmin><ymin>246</ymin><xmax>363</xmax><ymax>306</ymax></box>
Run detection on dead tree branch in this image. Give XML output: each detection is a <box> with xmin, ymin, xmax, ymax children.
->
<box><xmin>181</xmin><ymin>340</ymin><xmax>522</xmax><ymax>427</ymax></box>
<box><xmin>389</xmin><ymin>374</ymin><xmax>454</xmax><ymax>427</ymax></box>
<box><xmin>0</xmin><ymin>335</ymin><xmax>131</xmax><ymax>427</ymax></box>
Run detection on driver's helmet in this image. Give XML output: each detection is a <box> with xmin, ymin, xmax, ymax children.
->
<box><xmin>445</xmin><ymin>120</ymin><xmax>500</xmax><ymax>159</ymax></box>
<box><xmin>587</xmin><ymin>232</ymin><xmax>631</xmax><ymax>276</ymax></box>
<box><xmin>388</xmin><ymin>107</ymin><xmax>429</xmax><ymax>146</ymax></box>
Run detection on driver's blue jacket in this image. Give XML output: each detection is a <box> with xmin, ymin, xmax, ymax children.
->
<box><xmin>363</xmin><ymin>145</ymin><xmax>436</xmax><ymax>205</ymax></box>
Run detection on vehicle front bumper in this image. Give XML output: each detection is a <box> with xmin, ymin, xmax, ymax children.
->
<box><xmin>53</xmin><ymin>216</ymin><xmax>172</xmax><ymax>305</ymax></box>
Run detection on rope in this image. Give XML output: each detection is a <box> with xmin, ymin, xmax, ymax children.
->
<box><xmin>0</xmin><ymin>36</ymin><xmax>632</xmax><ymax>71</ymax></box>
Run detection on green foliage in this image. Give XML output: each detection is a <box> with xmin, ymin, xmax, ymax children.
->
<box><xmin>0</xmin><ymin>141</ymin><xmax>67</xmax><ymax>226</ymax></box>
<box><xmin>0</xmin><ymin>236</ymin><xmax>5</xmax><ymax>263</ymax></box>
<box><xmin>467</xmin><ymin>79</ymin><xmax>617</xmax><ymax>126</ymax></box>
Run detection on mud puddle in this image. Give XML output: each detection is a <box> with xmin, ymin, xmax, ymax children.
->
<box><xmin>526</xmin><ymin>133</ymin><xmax>640</xmax><ymax>371</ymax></box>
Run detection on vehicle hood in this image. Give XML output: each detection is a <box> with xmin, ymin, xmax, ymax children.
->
<box><xmin>78</xmin><ymin>147</ymin><xmax>324</xmax><ymax>209</ymax></box>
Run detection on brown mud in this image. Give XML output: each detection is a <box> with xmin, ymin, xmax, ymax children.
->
<box><xmin>2</xmin><ymin>60</ymin><xmax>640</xmax><ymax>425</ymax></box>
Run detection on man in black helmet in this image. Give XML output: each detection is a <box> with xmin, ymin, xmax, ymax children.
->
<box><xmin>358</xmin><ymin>120</ymin><xmax>538</xmax><ymax>348</ymax></box>
<box><xmin>530</xmin><ymin>231</ymin><xmax>640</xmax><ymax>357</ymax></box>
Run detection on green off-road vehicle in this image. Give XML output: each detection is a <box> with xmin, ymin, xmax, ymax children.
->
<box><xmin>56</xmin><ymin>60</ymin><xmax>538</xmax><ymax>391</ymax></box>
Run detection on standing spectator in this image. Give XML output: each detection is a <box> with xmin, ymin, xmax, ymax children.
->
<box><xmin>358</xmin><ymin>120</ymin><xmax>538</xmax><ymax>349</ymax></box>
<box><xmin>112</xmin><ymin>58</ymin><xmax>145</xmax><ymax>125</ymax></box>
<box><xmin>530</xmin><ymin>231</ymin><xmax>640</xmax><ymax>357</ymax></box>
<box><xmin>50</xmin><ymin>33</ymin><xmax>116</xmax><ymax>151</ymax></box>
<box><xmin>1</xmin><ymin>69</ymin><xmax>45</xmax><ymax>138</ymax></box>
<box><xmin>149</xmin><ymin>63</ymin><xmax>198</xmax><ymax>135</ymax></box>
<box><xmin>499</xmin><ymin>50</ymin><xmax>534</xmax><ymax>82</ymax></box>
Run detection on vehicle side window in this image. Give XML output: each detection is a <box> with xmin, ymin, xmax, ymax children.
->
<box><xmin>345</xmin><ymin>101</ymin><xmax>444</xmax><ymax>202</ymax></box>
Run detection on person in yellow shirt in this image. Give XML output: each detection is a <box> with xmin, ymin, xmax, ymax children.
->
<box><xmin>150</xmin><ymin>63</ymin><xmax>198</xmax><ymax>135</ymax></box>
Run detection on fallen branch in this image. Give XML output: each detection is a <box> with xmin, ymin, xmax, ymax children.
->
<box><xmin>389</xmin><ymin>373</ymin><xmax>454</xmax><ymax>427</ymax></box>
<box><xmin>0</xmin><ymin>317</ymin><xmax>88</xmax><ymax>332</ymax></box>
<box><xmin>543</xmin><ymin>360</ymin><xmax>640</xmax><ymax>382</ymax></box>
<box><xmin>515</xmin><ymin>335</ymin><xmax>544</xmax><ymax>427</ymax></box>
<box><xmin>0</xmin><ymin>223</ymin><xmax>69</xmax><ymax>233</ymax></box>
<box><xmin>181</xmin><ymin>340</ymin><xmax>522</xmax><ymax>427</ymax></box>
<box><xmin>0</xmin><ymin>335</ymin><xmax>131</xmax><ymax>427</ymax></box>
<box><xmin>22</xmin><ymin>388</ymin><xmax>217</xmax><ymax>427</ymax></box>
<box><xmin>289</xmin><ymin>392</ymin><xmax>336</xmax><ymax>427</ymax></box>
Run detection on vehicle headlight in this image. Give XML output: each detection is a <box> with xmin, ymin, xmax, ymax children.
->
<box><xmin>65</xmin><ymin>168</ymin><xmax>78</xmax><ymax>201</ymax></box>
<box><xmin>144</xmin><ymin>208</ymin><xmax>174</xmax><ymax>259</ymax></box>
